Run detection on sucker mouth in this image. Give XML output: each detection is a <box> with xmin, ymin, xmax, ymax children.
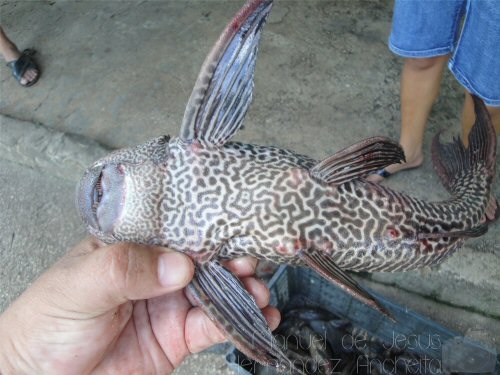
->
<box><xmin>76</xmin><ymin>165</ymin><xmax>103</xmax><ymax>231</ymax></box>
<box><xmin>77</xmin><ymin>164</ymin><xmax>125</xmax><ymax>234</ymax></box>
<box><xmin>92</xmin><ymin>172</ymin><xmax>104</xmax><ymax>217</ymax></box>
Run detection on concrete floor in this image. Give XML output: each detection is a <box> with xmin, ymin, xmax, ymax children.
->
<box><xmin>1</xmin><ymin>0</ymin><xmax>499</xmax><ymax>372</ymax></box>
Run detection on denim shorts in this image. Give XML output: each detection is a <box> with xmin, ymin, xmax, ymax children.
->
<box><xmin>389</xmin><ymin>0</ymin><xmax>500</xmax><ymax>106</ymax></box>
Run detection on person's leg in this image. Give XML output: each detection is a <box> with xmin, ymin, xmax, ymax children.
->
<box><xmin>367</xmin><ymin>0</ymin><xmax>465</xmax><ymax>182</ymax></box>
<box><xmin>0</xmin><ymin>26</ymin><xmax>38</xmax><ymax>86</ymax></box>
<box><xmin>368</xmin><ymin>54</ymin><xmax>449</xmax><ymax>182</ymax></box>
<box><xmin>450</xmin><ymin>0</ymin><xmax>500</xmax><ymax>141</ymax></box>
<box><xmin>399</xmin><ymin>55</ymin><xmax>449</xmax><ymax>165</ymax></box>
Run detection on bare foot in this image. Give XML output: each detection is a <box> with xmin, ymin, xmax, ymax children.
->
<box><xmin>366</xmin><ymin>152</ymin><xmax>423</xmax><ymax>183</ymax></box>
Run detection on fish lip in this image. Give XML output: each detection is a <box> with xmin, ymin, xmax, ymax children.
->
<box><xmin>76</xmin><ymin>163</ymin><xmax>126</xmax><ymax>235</ymax></box>
<box><xmin>76</xmin><ymin>165</ymin><xmax>102</xmax><ymax>231</ymax></box>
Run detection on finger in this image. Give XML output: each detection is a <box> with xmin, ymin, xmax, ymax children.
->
<box><xmin>184</xmin><ymin>307</ymin><xmax>226</xmax><ymax>353</ymax></box>
<box><xmin>43</xmin><ymin>240</ymin><xmax>195</xmax><ymax>315</ymax></box>
<box><xmin>224</xmin><ymin>256</ymin><xmax>258</xmax><ymax>277</ymax></box>
<box><xmin>241</xmin><ymin>277</ymin><xmax>270</xmax><ymax>308</ymax></box>
<box><xmin>65</xmin><ymin>236</ymin><xmax>105</xmax><ymax>257</ymax></box>
<box><xmin>147</xmin><ymin>291</ymin><xmax>192</xmax><ymax>368</ymax></box>
<box><xmin>262</xmin><ymin>306</ymin><xmax>281</xmax><ymax>331</ymax></box>
<box><xmin>184</xmin><ymin>304</ymin><xmax>281</xmax><ymax>354</ymax></box>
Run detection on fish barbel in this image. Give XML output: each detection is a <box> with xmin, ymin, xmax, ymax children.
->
<box><xmin>76</xmin><ymin>0</ymin><xmax>497</xmax><ymax>372</ymax></box>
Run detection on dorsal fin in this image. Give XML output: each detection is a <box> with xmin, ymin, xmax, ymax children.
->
<box><xmin>310</xmin><ymin>137</ymin><xmax>405</xmax><ymax>186</ymax></box>
<box><xmin>179</xmin><ymin>0</ymin><xmax>273</xmax><ymax>146</ymax></box>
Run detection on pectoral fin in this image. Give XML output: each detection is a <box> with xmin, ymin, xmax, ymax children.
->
<box><xmin>299</xmin><ymin>249</ymin><xmax>394</xmax><ymax>321</ymax></box>
<box><xmin>180</xmin><ymin>0</ymin><xmax>273</xmax><ymax>146</ymax></box>
<box><xmin>188</xmin><ymin>260</ymin><xmax>300</xmax><ymax>373</ymax></box>
<box><xmin>310</xmin><ymin>137</ymin><xmax>405</xmax><ymax>186</ymax></box>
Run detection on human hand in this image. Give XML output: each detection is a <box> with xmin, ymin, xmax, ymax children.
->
<box><xmin>0</xmin><ymin>237</ymin><xmax>280</xmax><ymax>374</ymax></box>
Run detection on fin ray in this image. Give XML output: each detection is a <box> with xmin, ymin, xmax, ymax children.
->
<box><xmin>180</xmin><ymin>0</ymin><xmax>272</xmax><ymax>146</ymax></box>
<box><xmin>299</xmin><ymin>249</ymin><xmax>394</xmax><ymax>320</ymax></box>
<box><xmin>310</xmin><ymin>137</ymin><xmax>405</xmax><ymax>186</ymax></box>
<box><xmin>431</xmin><ymin>96</ymin><xmax>497</xmax><ymax>225</ymax></box>
<box><xmin>188</xmin><ymin>260</ymin><xmax>299</xmax><ymax>373</ymax></box>
<box><xmin>431</xmin><ymin>95</ymin><xmax>496</xmax><ymax>192</ymax></box>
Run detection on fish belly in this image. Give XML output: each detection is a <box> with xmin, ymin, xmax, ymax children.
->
<box><xmin>165</xmin><ymin>144</ymin><xmax>468</xmax><ymax>271</ymax></box>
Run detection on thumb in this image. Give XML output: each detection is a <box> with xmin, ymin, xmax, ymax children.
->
<box><xmin>42</xmin><ymin>239</ymin><xmax>195</xmax><ymax>314</ymax></box>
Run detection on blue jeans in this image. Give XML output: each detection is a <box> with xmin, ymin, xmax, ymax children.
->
<box><xmin>390</xmin><ymin>0</ymin><xmax>500</xmax><ymax>106</ymax></box>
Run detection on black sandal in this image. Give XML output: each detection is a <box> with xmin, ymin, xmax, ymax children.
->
<box><xmin>375</xmin><ymin>168</ymin><xmax>392</xmax><ymax>178</ymax></box>
<box><xmin>6</xmin><ymin>48</ymin><xmax>40</xmax><ymax>87</ymax></box>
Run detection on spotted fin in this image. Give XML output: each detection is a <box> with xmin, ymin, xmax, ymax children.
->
<box><xmin>310</xmin><ymin>137</ymin><xmax>405</xmax><ymax>186</ymax></box>
<box><xmin>188</xmin><ymin>260</ymin><xmax>300</xmax><ymax>373</ymax></box>
<box><xmin>179</xmin><ymin>0</ymin><xmax>273</xmax><ymax>146</ymax></box>
<box><xmin>417</xmin><ymin>223</ymin><xmax>488</xmax><ymax>240</ymax></box>
<box><xmin>432</xmin><ymin>96</ymin><xmax>496</xmax><ymax>193</ymax></box>
<box><xmin>299</xmin><ymin>249</ymin><xmax>394</xmax><ymax>321</ymax></box>
<box><xmin>432</xmin><ymin>96</ymin><xmax>497</xmax><ymax>229</ymax></box>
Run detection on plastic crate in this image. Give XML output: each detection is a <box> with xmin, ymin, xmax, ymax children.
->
<box><xmin>226</xmin><ymin>266</ymin><xmax>498</xmax><ymax>374</ymax></box>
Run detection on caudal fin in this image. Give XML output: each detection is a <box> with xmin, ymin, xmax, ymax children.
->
<box><xmin>431</xmin><ymin>95</ymin><xmax>497</xmax><ymax>222</ymax></box>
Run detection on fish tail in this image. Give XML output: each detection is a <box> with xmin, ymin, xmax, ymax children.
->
<box><xmin>431</xmin><ymin>95</ymin><xmax>497</xmax><ymax>223</ymax></box>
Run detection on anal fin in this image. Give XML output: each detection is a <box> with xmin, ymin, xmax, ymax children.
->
<box><xmin>188</xmin><ymin>260</ymin><xmax>302</xmax><ymax>374</ymax></box>
<box><xmin>310</xmin><ymin>137</ymin><xmax>405</xmax><ymax>186</ymax></box>
<box><xmin>299</xmin><ymin>249</ymin><xmax>394</xmax><ymax>321</ymax></box>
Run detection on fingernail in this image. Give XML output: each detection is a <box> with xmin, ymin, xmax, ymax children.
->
<box><xmin>158</xmin><ymin>252</ymin><xmax>192</xmax><ymax>288</ymax></box>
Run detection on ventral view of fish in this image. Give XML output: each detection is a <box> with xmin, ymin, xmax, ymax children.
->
<box><xmin>76</xmin><ymin>0</ymin><xmax>497</xmax><ymax>372</ymax></box>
